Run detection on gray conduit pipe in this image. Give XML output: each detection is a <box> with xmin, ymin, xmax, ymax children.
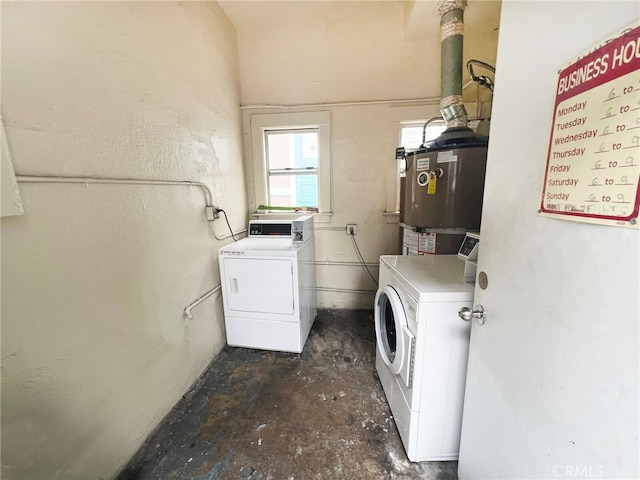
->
<box><xmin>312</xmin><ymin>260</ymin><xmax>379</xmax><ymax>268</ymax></box>
<box><xmin>240</xmin><ymin>97</ymin><xmax>441</xmax><ymax>110</ymax></box>
<box><xmin>186</xmin><ymin>284</ymin><xmax>376</xmax><ymax>320</ymax></box>
<box><xmin>184</xmin><ymin>285</ymin><xmax>222</xmax><ymax>319</ymax></box>
<box><xmin>316</xmin><ymin>287</ymin><xmax>377</xmax><ymax>295</ymax></box>
<box><xmin>15</xmin><ymin>175</ymin><xmax>246</xmax><ymax>241</ymax></box>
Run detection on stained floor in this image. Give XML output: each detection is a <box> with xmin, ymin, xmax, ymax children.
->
<box><xmin>116</xmin><ymin>310</ymin><xmax>457</xmax><ymax>480</ymax></box>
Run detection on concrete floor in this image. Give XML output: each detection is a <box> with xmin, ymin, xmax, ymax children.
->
<box><xmin>116</xmin><ymin>310</ymin><xmax>458</xmax><ymax>480</ymax></box>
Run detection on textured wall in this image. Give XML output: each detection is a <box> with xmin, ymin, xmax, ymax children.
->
<box><xmin>1</xmin><ymin>2</ymin><xmax>246</xmax><ymax>478</ymax></box>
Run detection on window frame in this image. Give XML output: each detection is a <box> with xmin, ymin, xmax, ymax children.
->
<box><xmin>251</xmin><ymin>111</ymin><xmax>331</xmax><ymax>214</ymax></box>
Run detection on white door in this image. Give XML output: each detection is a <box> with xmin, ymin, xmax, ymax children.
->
<box><xmin>458</xmin><ymin>3</ymin><xmax>639</xmax><ymax>480</ymax></box>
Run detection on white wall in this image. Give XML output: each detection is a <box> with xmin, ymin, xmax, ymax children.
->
<box><xmin>235</xmin><ymin>1</ymin><xmax>499</xmax><ymax>308</ymax></box>
<box><xmin>0</xmin><ymin>2</ymin><xmax>246</xmax><ymax>478</ymax></box>
<box><xmin>458</xmin><ymin>2</ymin><xmax>639</xmax><ymax>478</ymax></box>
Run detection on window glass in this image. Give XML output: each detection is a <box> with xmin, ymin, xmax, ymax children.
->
<box><xmin>400</xmin><ymin>120</ymin><xmax>446</xmax><ymax>149</ymax></box>
<box><xmin>265</xmin><ymin>129</ymin><xmax>319</xmax><ymax>207</ymax></box>
<box><xmin>400</xmin><ymin>126</ymin><xmax>424</xmax><ymax>150</ymax></box>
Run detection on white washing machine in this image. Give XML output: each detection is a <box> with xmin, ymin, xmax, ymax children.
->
<box><xmin>374</xmin><ymin>254</ymin><xmax>473</xmax><ymax>462</ymax></box>
<box><xmin>218</xmin><ymin>217</ymin><xmax>316</xmax><ymax>353</ymax></box>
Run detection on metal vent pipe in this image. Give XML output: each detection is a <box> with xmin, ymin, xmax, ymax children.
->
<box><xmin>438</xmin><ymin>0</ymin><xmax>468</xmax><ymax>130</ymax></box>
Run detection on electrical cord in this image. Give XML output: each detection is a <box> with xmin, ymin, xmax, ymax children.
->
<box><xmin>467</xmin><ymin>59</ymin><xmax>495</xmax><ymax>92</ymax></box>
<box><xmin>350</xmin><ymin>234</ymin><xmax>378</xmax><ymax>287</ymax></box>
<box><xmin>217</xmin><ymin>209</ymin><xmax>237</xmax><ymax>241</ymax></box>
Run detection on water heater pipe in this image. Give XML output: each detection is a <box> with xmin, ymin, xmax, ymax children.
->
<box><xmin>438</xmin><ymin>0</ymin><xmax>468</xmax><ymax>130</ymax></box>
<box><xmin>421</xmin><ymin>116</ymin><xmax>445</xmax><ymax>144</ymax></box>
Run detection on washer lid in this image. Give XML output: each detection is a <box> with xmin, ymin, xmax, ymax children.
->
<box><xmin>380</xmin><ymin>255</ymin><xmax>473</xmax><ymax>302</ymax></box>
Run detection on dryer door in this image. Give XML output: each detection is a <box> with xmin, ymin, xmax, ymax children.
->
<box><xmin>222</xmin><ymin>257</ymin><xmax>295</xmax><ymax>316</ymax></box>
<box><xmin>374</xmin><ymin>285</ymin><xmax>411</xmax><ymax>376</ymax></box>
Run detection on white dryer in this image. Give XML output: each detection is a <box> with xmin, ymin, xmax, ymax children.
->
<box><xmin>374</xmin><ymin>254</ymin><xmax>472</xmax><ymax>462</ymax></box>
<box><xmin>218</xmin><ymin>217</ymin><xmax>316</xmax><ymax>353</ymax></box>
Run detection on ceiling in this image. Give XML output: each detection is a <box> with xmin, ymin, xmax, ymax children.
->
<box><xmin>218</xmin><ymin>0</ymin><xmax>502</xmax><ymax>104</ymax></box>
<box><xmin>219</xmin><ymin>0</ymin><xmax>501</xmax><ymax>42</ymax></box>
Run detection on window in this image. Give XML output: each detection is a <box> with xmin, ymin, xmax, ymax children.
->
<box><xmin>265</xmin><ymin>129</ymin><xmax>318</xmax><ymax>208</ymax></box>
<box><xmin>399</xmin><ymin>120</ymin><xmax>446</xmax><ymax>150</ymax></box>
<box><xmin>251</xmin><ymin>112</ymin><xmax>330</xmax><ymax>214</ymax></box>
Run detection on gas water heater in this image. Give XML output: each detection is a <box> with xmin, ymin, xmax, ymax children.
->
<box><xmin>401</xmin><ymin>128</ymin><xmax>488</xmax><ymax>231</ymax></box>
<box><xmin>398</xmin><ymin>127</ymin><xmax>488</xmax><ymax>256</ymax></box>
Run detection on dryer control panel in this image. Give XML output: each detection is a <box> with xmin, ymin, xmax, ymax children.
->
<box><xmin>248</xmin><ymin>216</ymin><xmax>314</xmax><ymax>243</ymax></box>
<box><xmin>292</xmin><ymin>215</ymin><xmax>314</xmax><ymax>244</ymax></box>
<box><xmin>249</xmin><ymin>221</ymin><xmax>292</xmax><ymax>237</ymax></box>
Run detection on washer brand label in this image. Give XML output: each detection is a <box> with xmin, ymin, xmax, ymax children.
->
<box><xmin>221</xmin><ymin>250</ymin><xmax>245</xmax><ymax>255</ymax></box>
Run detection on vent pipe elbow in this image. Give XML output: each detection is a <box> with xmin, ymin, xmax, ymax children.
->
<box><xmin>438</xmin><ymin>0</ymin><xmax>468</xmax><ymax>130</ymax></box>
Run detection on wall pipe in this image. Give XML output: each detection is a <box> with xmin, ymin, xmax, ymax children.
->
<box><xmin>15</xmin><ymin>175</ymin><xmax>246</xmax><ymax>241</ymax></box>
<box><xmin>316</xmin><ymin>286</ymin><xmax>377</xmax><ymax>295</ymax></box>
<box><xmin>312</xmin><ymin>260</ymin><xmax>379</xmax><ymax>268</ymax></box>
<box><xmin>240</xmin><ymin>97</ymin><xmax>441</xmax><ymax>110</ymax></box>
<box><xmin>184</xmin><ymin>285</ymin><xmax>222</xmax><ymax>319</ymax></box>
<box><xmin>185</xmin><ymin>284</ymin><xmax>376</xmax><ymax>320</ymax></box>
<box><xmin>17</xmin><ymin>175</ymin><xmax>213</xmax><ymax>204</ymax></box>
